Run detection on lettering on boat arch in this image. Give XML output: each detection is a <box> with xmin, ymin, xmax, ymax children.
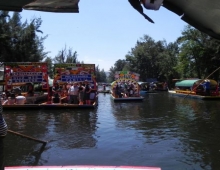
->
<box><xmin>53</xmin><ymin>63</ymin><xmax>97</xmax><ymax>88</ymax></box>
<box><xmin>4</xmin><ymin>62</ymin><xmax>48</xmax><ymax>90</ymax></box>
<box><xmin>112</xmin><ymin>71</ymin><xmax>140</xmax><ymax>90</ymax></box>
<box><xmin>114</xmin><ymin>71</ymin><xmax>140</xmax><ymax>81</ymax></box>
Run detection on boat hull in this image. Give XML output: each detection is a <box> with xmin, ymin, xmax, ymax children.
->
<box><xmin>2</xmin><ymin>103</ymin><xmax>97</xmax><ymax>109</ymax></box>
<box><xmin>2</xmin><ymin>96</ymin><xmax>98</xmax><ymax>110</ymax></box>
<box><xmin>140</xmin><ymin>90</ymin><xmax>157</xmax><ymax>94</ymax></box>
<box><xmin>111</xmin><ymin>94</ymin><xmax>144</xmax><ymax>102</ymax></box>
<box><xmin>169</xmin><ymin>90</ymin><xmax>220</xmax><ymax>100</ymax></box>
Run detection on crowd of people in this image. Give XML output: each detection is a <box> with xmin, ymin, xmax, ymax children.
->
<box><xmin>112</xmin><ymin>81</ymin><xmax>139</xmax><ymax>98</ymax></box>
<box><xmin>51</xmin><ymin>80</ymin><xmax>96</xmax><ymax>105</ymax></box>
<box><xmin>0</xmin><ymin>83</ymin><xmax>35</xmax><ymax>105</ymax></box>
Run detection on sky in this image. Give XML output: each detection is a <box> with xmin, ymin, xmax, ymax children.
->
<box><xmin>19</xmin><ymin>0</ymin><xmax>187</xmax><ymax>72</ymax></box>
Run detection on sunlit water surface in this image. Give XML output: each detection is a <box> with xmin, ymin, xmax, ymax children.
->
<box><xmin>3</xmin><ymin>91</ymin><xmax>220</xmax><ymax>170</ymax></box>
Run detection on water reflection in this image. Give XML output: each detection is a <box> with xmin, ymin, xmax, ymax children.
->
<box><xmin>3</xmin><ymin>93</ymin><xmax>220</xmax><ymax>170</ymax></box>
<box><xmin>4</xmin><ymin>109</ymin><xmax>98</xmax><ymax>165</ymax></box>
<box><xmin>110</xmin><ymin>93</ymin><xmax>220</xmax><ymax>170</ymax></box>
<box><xmin>172</xmin><ymin>98</ymin><xmax>220</xmax><ymax>170</ymax></box>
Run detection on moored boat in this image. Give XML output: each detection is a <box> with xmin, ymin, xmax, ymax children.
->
<box><xmin>138</xmin><ymin>82</ymin><xmax>157</xmax><ymax>94</ymax></box>
<box><xmin>168</xmin><ymin>79</ymin><xmax>220</xmax><ymax>100</ymax></box>
<box><xmin>2</xmin><ymin>98</ymin><xmax>98</xmax><ymax>110</ymax></box>
<box><xmin>111</xmin><ymin>93</ymin><xmax>144</xmax><ymax>102</ymax></box>
<box><xmin>111</xmin><ymin>71</ymin><xmax>144</xmax><ymax>102</ymax></box>
<box><xmin>1</xmin><ymin>62</ymin><xmax>99</xmax><ymax>109</ymax></box>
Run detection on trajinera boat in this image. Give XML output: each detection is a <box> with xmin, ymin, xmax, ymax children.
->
<box><xmin>138</xmin><ymin>81</ymin><xmax>168</xmax><ymax>94</ymax></box>
<box><xmin>168</xmin><ymin>79</ymin><xmax>220</xmax><ymax>100</ymax></box>
<box><xmin>110</xmin><ymin>71</ymin><xmax>144</xmax><ymax>102</ymax></box>
<box><xmin>1</xmin><ymin>62</ymin><xmax>98</xmax><ymax>109</ymax></box>
<box><xmin>138</xmin><ymin>82</ymin><xmax>157</xmax><ymax>94</ymax></box>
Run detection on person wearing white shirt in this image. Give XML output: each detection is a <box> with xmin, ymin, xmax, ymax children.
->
<box><xmin>68</xmin><ymin>82</ymin><xmax>79</xmax><ymax>104</ymax></box>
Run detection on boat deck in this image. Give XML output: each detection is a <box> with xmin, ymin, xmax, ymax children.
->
<box><xmin>2</xmin><ymin>96</ymin><xmax>98</xmax><ymax>109</ymax></box>
<box><xmin>111</xmin><ymin>94</ymin><xmax>144</xmax><ymax>102</ymax></box>
<box><xmin>3</xmin><ymin>103</ymin><xmax>97</xmax><ymax>109</ymax></box>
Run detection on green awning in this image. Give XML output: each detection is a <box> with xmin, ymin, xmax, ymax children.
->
<box><xmin>175</xmin><ymin>79</ymin><xmax>201</xmax><ymax>87</ymax></box>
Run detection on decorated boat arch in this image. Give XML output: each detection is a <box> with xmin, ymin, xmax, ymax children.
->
<box><xmin>4</xmin><ymin>62</ymin><xmax>49</xmax><ymax>91</ymax></box>
<box><xmin>53</xmin><ymin>63</ymin><xmax>97</xmax><ymax>89</ymax></box>
<box><xmin>2</xmin><ymin>62</ymin><xmax>49</xmax><ymax>106</ymax></box>
<box><xmin>1</xmin><ymin>62</ymin><xmax>98</xmax><ymax>109</ymax></box>
<box><xmin>111</xmin><ymin>71</ymin><xmax>144</xmax><ymax>101</ymax></box>
<box><xmin>111</xmin><ymin>71</ymin><xmax>140</xmax><ymax>89</ymax></box>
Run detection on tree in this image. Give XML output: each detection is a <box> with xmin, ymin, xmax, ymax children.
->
<box><xmin>126</xmin><ymin>35</ymin><xmax>164</xmax><ymax>81</ymax></box>
<box><xmin>0</xmin><ymin>11</ymin><xmax>49</xmax><ymax>62</ymax></box>
<box><xmin>95</xmin><ymin>65</ymin><xmax>107</xmax><ymax>82</ymax></box>
<box><xmin>177</xmin><ymin>25</ymin><xmax>220</xmax><ymax>80</ymax></box>
<box><xmin>0</xmin><ymin>11</ymin><xmax>11</xmax><ymax>62</ymax></box>
<box><xmin>53</xmin><ymin>45</ymin><xmax>78</xmax><ymax>63</ymax></box>
<box><xmin>44</xmin><ymin>57</ymin><xmax>53</xmax><ymax>78</ymax></box>
<box><xmin>108</xmin><ymin>59</ymin><xmax>128</xmax><ymax>82</ymax></box>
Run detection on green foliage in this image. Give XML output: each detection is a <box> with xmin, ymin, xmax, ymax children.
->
<box><xmin>109</xmin><ymin>25</ymin><xmax>220</xmax><ymax>86</ymax></box>
<box><xmin>44</xmin><ymin>57</ymin><xmax>53</xmax><ymax>78</ymax></box>
<box><xmin>177</xmin><ymin>25</ymin><xmax>220</xmax><ymax>80</ymax></box>
<box><xmin>53</xmin><ymin>45</ymin><xmax>78</xmax><ymax>64</ymax></box>
<box><xmin>95</xmin><ymin>65</ymin><xmax>107</xmax><ymax>82</ymax></box>
<box><xmin>0</xmin><ymin>11</ymin><xmax>48</xmax><ymax>62</ymax></box>
<box><xmin>125</xmin><ymin>35</ymin><xmax>179</xmax><ymax>82</ymax></box>
<box><xmin>108</xmin><ymin>59</ymin><xmax>128</xmax><ymax>82</ymax></box>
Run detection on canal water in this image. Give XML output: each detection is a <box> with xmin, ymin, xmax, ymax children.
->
<box><xmin>3</xmin><ymin>92</ymin><xmax>220</xmax><ymax>170</ymax></box>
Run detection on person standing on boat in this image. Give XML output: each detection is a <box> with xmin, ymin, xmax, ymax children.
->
<box><xmin>115</xmin><ymin>83</ymin><xmax>120</xmax><ymax>98</ymax></box>
<box><xmin>202</xmin><ymin>80</ymin><xmax>211</xmax><ymax>96</ymax></box>
<box><xmin>84</xmin><ymin>80</ymin><xmax>92</xmax><ymax>104</ymax></box>
<box><xmin>103</xmin><ymin>84</ymin><xmax>106</xmax><ymax>91</ymax></box>
<box><xmin>52</xmin><ymin>83</ymin><xmax>60</xmax><ymax>94</ymax></box>
<box><xmin>0</xmin><ymin>97</ymin><xmax>8</xmax><ymax>170</ymax></box>
<box><xmin>68</xmin><ymin>82</ymin><xmax>79</xmax><ymax>104</ymax></box>
<box><xmin>78</xmin><ymin>82</ymin><xmax>85</xmax><ymax>105</ymax></box>
<box><xmin>52</xmin><ymin>83</ymin><xmax>61</xmax><ymax>103</ymax></box>
<box><xmin>26</xmin><ymin>83</ymin><xmax>34</xmax><ymax>97</ymax></box>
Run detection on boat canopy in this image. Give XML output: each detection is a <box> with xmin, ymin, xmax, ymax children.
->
<box><xmin>175</xmin><ymin>79</ymin><xmax>201</xmax><ymax>87</ymax></box>
<box><xmin>175</xmin><ymin>79</ymin><xmax>218</xmax><ymax>87</ymax></box>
